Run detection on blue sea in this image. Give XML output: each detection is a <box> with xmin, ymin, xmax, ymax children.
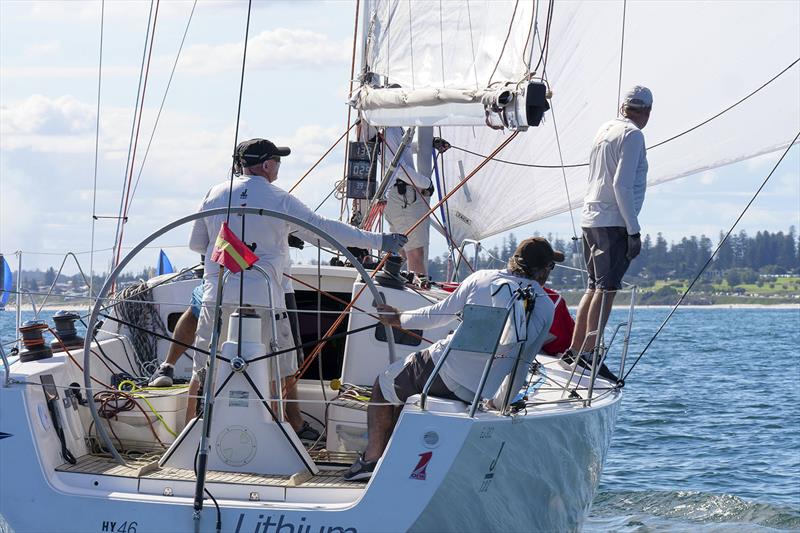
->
<box><xmin>2</xmin><ymin>307</ymin><xmax>799</xmax><ymax>532</ymax></box>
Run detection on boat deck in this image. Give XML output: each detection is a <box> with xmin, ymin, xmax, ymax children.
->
<box><xmin>57</xmin><ymin>449</ymin><xmax>365</xmax><ymax>489</ymax></box>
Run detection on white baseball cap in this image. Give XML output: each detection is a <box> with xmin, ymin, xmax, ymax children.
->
<box><xmin>622</xmin><ymin>85</ymin><xmax>653</xmax><ymax>109</ymax></box>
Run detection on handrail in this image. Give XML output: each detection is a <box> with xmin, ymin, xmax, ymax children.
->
<box><xmin>419</xmin><ymin>298</ymin><xmax>518</xmax><ymax>417</ymax></box>
<box><xmin>83</xmin><ymin>206</ymin><xmax>395</xmax><ymax>465</ymax></box>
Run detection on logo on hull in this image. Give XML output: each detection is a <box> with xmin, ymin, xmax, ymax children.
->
<box><xmin>0</xmin><ymin>432</ymin><xmax>11</xmax><ymax>440</ymax></box>
<box><xmin>410</xmin><ymin>451</ymin><xmax>433</xmax><ymax>480</ymax></box>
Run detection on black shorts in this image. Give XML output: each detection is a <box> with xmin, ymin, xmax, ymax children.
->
<box><xmin>391</xmin><ymin>350</ymin><xmax>460</xmax><ymax>403</ymax></box>
<box><xmin>582</xmin><ymin>226</ymin><xmax>631</xmax><ymax>290</ymax></box>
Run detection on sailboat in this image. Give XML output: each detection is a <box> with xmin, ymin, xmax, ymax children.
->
<box><xmin>1</xmin><ymin>1</ymin><xmax>798</xmax><ymax>532</ymax></box>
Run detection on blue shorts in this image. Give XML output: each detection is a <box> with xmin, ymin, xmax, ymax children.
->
<box><xmin>190</xmin><ymin>285</ymin><xmax>203</xmax><ymax>318</ymax></box>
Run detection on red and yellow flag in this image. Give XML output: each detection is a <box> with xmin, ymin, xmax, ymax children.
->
<box><xmin>210</xmin><ymin>222</ymin><xmax>258</xmax><ymax>273</ymax></box>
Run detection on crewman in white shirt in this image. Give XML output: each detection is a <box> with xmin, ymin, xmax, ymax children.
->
<box><xmin>344</xmin><ymin>237</ymin><xmax>560</xmax><ymax>480</ymax></box>
<box><xmin>168</xmin><ymin>138</ymin><xmax>407</xmax><ymax>436</ymax></box>
<box><xmin>567</xmin><ymin>86</ymin><xmax>653</xmax><ymax>365</ymax></box>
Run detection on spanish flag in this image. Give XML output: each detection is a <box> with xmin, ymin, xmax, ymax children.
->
<box><xmin>210</xmin><ymin>222</ymin><xmax>258</xmax><ymax>273</ymax></box>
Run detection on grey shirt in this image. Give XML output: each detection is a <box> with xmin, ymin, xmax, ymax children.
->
<box><xmin>580</xmin><ymin>117</ymin><xmax>648</xmax><ymax>234</ymax></box>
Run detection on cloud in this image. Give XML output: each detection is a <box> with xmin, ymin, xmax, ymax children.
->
<box><xmin>25</xmin><ymin>40</ymin><xmax>61</xmax><ymax>57</ymax></box>
<box><xmin>1</xmin><ymin>95</ymin><xmax>96</xmax><ymax>135</ymax></box>
<box><xmin>699</xmin><ymin>170</ymin><xmax>716</xmax><ymax>185</ymax></box>
<box><xmin>177</xmin><ymin>28</ymin><xmax>350</xmax><ymax>74</ymax></box>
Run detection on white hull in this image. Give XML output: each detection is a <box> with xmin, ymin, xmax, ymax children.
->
<box><xmin>1</xmin><ymin>264</ymin><xmax>622</xmax><ymax>532</ymax></box>
<box><xmin>0</xmin><ymin>372</ymin><xmax>619</xmax><ymax>533</ymax></box>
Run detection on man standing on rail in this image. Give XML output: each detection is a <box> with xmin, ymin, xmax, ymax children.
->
<box><xmin>150</xmin><ymin>138</ymin><xmax>408</xmax><ymax>437</ymax></box>
<box><xmin>381</xmin><ymin>126</ymin><xmax>450</xmax><ymax>287</ymax></box>
<box><xmin>565</xmin><ymin>86</ymin><xmax>653</xmax><ymax>372</ymax></box>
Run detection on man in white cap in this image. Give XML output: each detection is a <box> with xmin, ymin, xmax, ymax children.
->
<box><xmin>566</xmin><ymin>86</ymin><xmax>653</xmax><ymax>374</ymax></box>
<box><xmin>157</xmin><ymin>138</ymin><xmax>408</xmax><ymax>437</ymax></box>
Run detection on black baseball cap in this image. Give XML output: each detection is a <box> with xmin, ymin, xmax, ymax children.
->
<box><xmin>235</xmin><ymin>138</ymin><xmax>291</xmax><ymax>167</ymax></box>
<box><xmin>513</xmin><ymin>237</ymin><xmax>565</xmax><ymax>269</ymax></box>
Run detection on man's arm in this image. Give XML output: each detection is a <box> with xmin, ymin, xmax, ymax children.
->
<box><xmin>398</xmin><ymin>275</ymin><xmax>475</xmax><ymax>330</ymax></box>
<box><xmin>612</xmin><ymin>129</ymin><xmax>645</xmax><ymax>235</ymax></box>
<box><xmin>286</xmin><ymin>195</ymin><xmax>384</xmax><ymax>250</ymax></box>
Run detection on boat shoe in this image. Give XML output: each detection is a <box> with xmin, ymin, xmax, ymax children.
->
<box><xmin>148</xmin><ymin>364</ymin><xmax>174</xmax><ymax>387</ymax></box>
<box><xmin>560</xmin><ymin>350</ymin><xmax>619</xmax><ymax>383</ymax></box>
<box><xmin>343</xmin><ymin>455</ymin><xmax>377</xmax><ymax>481</ymax></box>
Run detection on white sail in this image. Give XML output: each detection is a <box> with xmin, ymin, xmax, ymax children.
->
<box><xmin>360</xmin><ymin>0</ymin><xmax>800</xmax><ymax>243</ymax></box>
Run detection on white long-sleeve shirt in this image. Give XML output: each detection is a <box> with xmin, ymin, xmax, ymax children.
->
<box><xmin>399</xmin><ymin>269</ymin><xmax>554</xmax><ymax>403</ymax></box>
<box><xmin>189</xmin><ymin>175</ymin><xmax>383</xmax><ymax>306</ymax></box>
<box><xmin>580</xmin><ymin>117</ymin><xmax>648</xmax><ymax>235</ymax></box>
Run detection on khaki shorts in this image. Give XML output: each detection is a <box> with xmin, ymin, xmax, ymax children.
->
<box><xmin>378</xmin><ymin>350</ymin><xmax>460</xmax><ymax>405</ymax></box>
<box><xmin>194</xmin><ymin>302</ymin><xmax>298</xmax><ymax>379</ymax></box>
<box><xmin>384</xmin><ymin>184</ymin><xmax>431</xmax><ymax>252</ymax></box>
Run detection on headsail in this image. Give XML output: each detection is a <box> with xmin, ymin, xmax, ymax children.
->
<box><xmin>0</xmin><ymin>254</ymin><xmax>12</xmax><ymax>309</ymax></box>
<box><xmin>358</xmin><ymin>0</ymin><xmax>800</xmax><ymax>244</ymax></box>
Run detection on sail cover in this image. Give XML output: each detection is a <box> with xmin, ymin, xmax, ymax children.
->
<box><xmin>361</xmin><ymin>0</ymin><xmax>800</xmax><ymax>243</ymax></box>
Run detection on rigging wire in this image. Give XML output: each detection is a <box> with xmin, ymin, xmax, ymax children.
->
<box><xmin>615</xmin><ymin>0</ymin><xmax>627</xmax><ymax>116</ymax></box>
<box><xmin>534</xmin><ymin>11</ymin><xmax>587</xmax><ymax>284</ymax></box>
<box><xmin>486</xmin><ymin>0</ymin><xmax>520</xmax><ymax>85</ymax></box>
<box><xmin>89</xmin><ymin>0</ymin><xmax>105</xmax><ymax>309</ymax></box>
<box><xmin>288</xmin><ymin>122</ymin><xmax>357</xmax><ymax>194</ymax></box>
<box><xmin>622</xmin><ymin>131</ymin><xmax>800</xmax><ymax>382</ymax></box>
<box><xmin>128</xmin><ymin>0</ymin><xmax>199</xmax><ymax>210</ymax></box>
<box><xmin>223</xmin><ymin>0</ymin><xmax>253</xmax><ymax>224</ymax></box>
<box><xmin>113</xmin><ymin>0</ymin><xmax>161</xmax><ymax>272</ymax></box>
<box><xmin>111</xmin><ymin>0</ymin><xmax>155</xmax><ymax>277</ymax></box>
<box><xmin>447</xmin><ymin>56</ymin><xmax>800</xmax><ymax>169</ymax></box>
<box><xmin>341</xmin><ymin>0</ymin><xmax>361</xmax><ymax>222</ymax></box>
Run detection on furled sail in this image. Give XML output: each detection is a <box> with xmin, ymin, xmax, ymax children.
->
<box><xmin>359</xmin><ymin>0</ymin><xmax>800</xmax><ymax>244</ymax></box>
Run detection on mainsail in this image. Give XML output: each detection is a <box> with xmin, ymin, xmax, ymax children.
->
<box><xmin>358</xmin><ymin>0</ymin><xmax>800</xmax><ymax>244</ymax></box>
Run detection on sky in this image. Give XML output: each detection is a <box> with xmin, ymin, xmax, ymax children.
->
<box><xmin>1</xmin><ymin>0</ymin><xmax>798</xmax><ymax>277</ymax></box>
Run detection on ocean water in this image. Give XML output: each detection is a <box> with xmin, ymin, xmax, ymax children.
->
<box><xmin>2</xmin><ymin>307</ymin><xmax>799</xmax><ymax>532</ymax></box>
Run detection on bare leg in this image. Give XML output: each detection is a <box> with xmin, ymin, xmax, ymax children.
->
<box><xmin>575</xmin><ymin>290</ymin><xmax>616</xmax><ymax>353</ymax></box>
<box><xmin>405</xmin><ymin>246</ymin><xmax>427</xmax><ymax>276</ymax></box>
<box><xmin>164</xmin><ymin>309</ymin><xmax>198</xmax><ymax>366</ymax></box>
<box><xmin>364</xmin><ymin>378</ymin><xmax>401</xmax><ymax>462</ymax></box>
<box><xmin>284</xmin><ymin>379</ymin><xmax>303</xmax><ymax>430</ymax></box>
<box><xmin>569</xmin><ymin>289</ymin><xmax>594</xmax><ymax>354</ymax></box>
<box><xmin>185</xmin><ymin>376</ymin><xmax>200</xmax><ymax>426</ymax></box>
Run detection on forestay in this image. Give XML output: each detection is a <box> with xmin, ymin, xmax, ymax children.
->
<box><xmin>358</xmin><ymin>0</ymin><xmax>800</xmax><ymax>244</ymax></box>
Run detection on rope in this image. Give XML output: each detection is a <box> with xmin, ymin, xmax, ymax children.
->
<box><xmin>288</xmin><ymin>122</ymin><xmax>357</xmax><ymax>194</ymax></box>
<box><xmin>112</xmin><ymin>281</ymin><xmax>169</xmax><ymax>376</ymax></box>
<box><xmin>535</xmin><ymin>25</ymin><xmax>587</xmax><ymax>284</ymax></box>
<box><xmin>449</xmin><ymin>57</ymin><xmax>800</xmax><ymax>169</ymax></box>
<box><xmin>289</xmin><ymin>131</ymin><xmax>520</xmax><ymax>388</ymax></box>
<box><xmin>623</xmin><ymin>130</ymin><xmax>800</xmax><ymax>381</ymax></box>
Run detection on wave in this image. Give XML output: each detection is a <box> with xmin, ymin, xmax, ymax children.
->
<box><xmin>589</xmin><ymin>490</ymin><xmax>800</xmax><ymax>531</ymax></box>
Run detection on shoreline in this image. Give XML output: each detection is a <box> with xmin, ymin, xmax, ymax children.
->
<box><xmin>3</xmin><ymin>303</ymin><xmax>799</xmax><ymax>313</ymax></box>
